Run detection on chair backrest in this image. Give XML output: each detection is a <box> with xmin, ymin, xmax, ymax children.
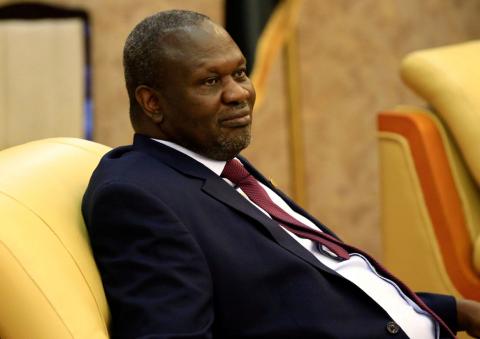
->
<box><xmin>378</xmin><ymin>40</ymin><xmax>480</xmax><ymax>302</ymax></box>
<box><xmin>379</xmin><ymin>108</ymin><xmax>480</xmax><ymax>300</ymax></box>
<box><xmin>0</xmin><ymin>138</ymin><xmax>111</xmax><ymax>339</ymax></box>
<box><xmin>401</xmin><ymin>40</ymin><xmax>480</xmax><ymax>188</ymax></box>
<box><xmin>400</xmin><ymin>40</ymin><xmax>480</xmax><ymax>271</ymax></box>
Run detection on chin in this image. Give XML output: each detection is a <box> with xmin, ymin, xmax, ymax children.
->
<box><xmin>205</xmin><ymin>133</ymin><xmax>251</xmax><ymax>161</ymax></box>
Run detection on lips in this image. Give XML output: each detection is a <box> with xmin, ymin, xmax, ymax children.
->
<box><xmin>219</xmin><ymin>111</ymin><xmax>252</xmax><ymax>128</ymax></box>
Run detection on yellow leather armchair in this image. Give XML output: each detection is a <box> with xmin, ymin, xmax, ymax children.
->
<box><xmin>378</xmin><ymin>41</ymin><xmax>480</xmax><ymax>303</ymax></box>
<box><xmin>0</xmin><ymin>138</ymin><xmax>111</xmax><ymax>338</ymax></box>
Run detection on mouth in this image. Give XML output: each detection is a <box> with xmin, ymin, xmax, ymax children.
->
<box><xmin>219</xmin><ymin>110</ymin><xmax>252</xmax><ymax>128</ymax></box>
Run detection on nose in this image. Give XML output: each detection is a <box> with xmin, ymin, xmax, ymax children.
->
<box><xmin>222</xmin><ymin>78</ymin><xmax>251</xmax><ymax>105</ymax></box>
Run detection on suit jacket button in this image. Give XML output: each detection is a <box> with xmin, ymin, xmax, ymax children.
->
<box><xmin>386</xmin><ymin>321</ymin><xmax>400</xmax><ymax>335</ymax></box>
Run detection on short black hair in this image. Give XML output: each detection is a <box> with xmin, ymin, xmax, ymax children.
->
<box><xmin>123</xmin><ymin>9</ymin><xmax>210</xmax><ymax>125</ymax></box>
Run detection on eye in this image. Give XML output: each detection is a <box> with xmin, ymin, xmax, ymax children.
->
<box><xmin>203</xmin><ymin>77</ymin><xmax>219</xmax><ymax>86</ymax></box>
<box><xmin>233</xmin><ymin>68</ymin><xmax>247</xmax><ymax>80</ymax></box>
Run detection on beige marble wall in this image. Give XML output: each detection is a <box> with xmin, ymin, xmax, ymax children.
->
<box><xmin>2</xmin><ymin>0</ymin><xmax>480</xmax><ymax>258</ymax></box>
<box><xmin>246</xmin><ymin>0</ymin><xmax>480</xmax><ymax>258</ymax></box>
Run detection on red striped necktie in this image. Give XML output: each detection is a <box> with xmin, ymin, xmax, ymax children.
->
<box><xmin>222</xmin><ymin>159</ymin><xmax>349</xmax><ymax>261</ymax></box>
<box><xmin>220</xmin><ymin>158</ymin><xmax>455</xmax><ymax>338</ymax></box>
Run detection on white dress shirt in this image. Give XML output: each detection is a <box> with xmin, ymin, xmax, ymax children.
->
<box><xmin>154</xmin><ymin>139</ymin><xmax>438</xmax><ymax>339</ymax></box>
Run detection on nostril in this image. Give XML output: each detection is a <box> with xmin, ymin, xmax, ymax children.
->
<box><xmin>228</xmin><ymin>101</ymin><xmax>247</xmax><ymax>109</ymax></box>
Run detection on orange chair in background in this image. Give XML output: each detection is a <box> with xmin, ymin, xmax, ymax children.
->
<box><xmin>378</xmin><ymin>41</ymin><xmax>480</xmax><ymax>303</ymax></box>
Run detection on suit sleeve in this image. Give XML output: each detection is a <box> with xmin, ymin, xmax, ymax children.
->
<box><xmin>417</xmin><ymin>292</ymin><xmax>458</xmax><ymax>335</ymax></box>
<box><xmin>84</xmin><ymin>182</ymin><xmax>214</xmax><ymax>339</ymax></box>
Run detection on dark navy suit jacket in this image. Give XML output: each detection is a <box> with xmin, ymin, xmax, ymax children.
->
<box><xmin>82</xmin><ymin>134</ymin><xmax>458</xmax><ymax>339</ymax></box>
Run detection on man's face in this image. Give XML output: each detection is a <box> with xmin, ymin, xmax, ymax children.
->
<box><xmin>156</xmin><ymin>21</ymin><xmax>256</xmax><ymax>160</ymax></box>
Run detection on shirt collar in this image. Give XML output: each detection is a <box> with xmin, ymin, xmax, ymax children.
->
<box><xmin>152</xmin><ymin>139</ymin><xmax>226</xmax><ymax>176</ymax></box>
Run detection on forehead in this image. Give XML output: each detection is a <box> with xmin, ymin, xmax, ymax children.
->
<box><xmin>161</xmin><ymin>21</ymin><xmax>245</xmax><ymax>74</ymax></box>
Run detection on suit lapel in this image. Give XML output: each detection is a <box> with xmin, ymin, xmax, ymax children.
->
<box><xmin>133</xmin><ymin>134</ymin><xmax>339</xmax><ymax>275</ymax></box>
<box><xmin>201</xmin><ymin>176</ymin><xmax>339</xmax><ymax>275</ymax></box>
<box><xmin>238</xmin><ymin>155</ymin><xmax>343</xmax><ymax>240</ymax></box>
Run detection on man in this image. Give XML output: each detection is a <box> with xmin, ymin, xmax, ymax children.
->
<box><xmin>82</xmin><ymin>10</ymin><xmax>480</xmax><ymax>339</ymax></box>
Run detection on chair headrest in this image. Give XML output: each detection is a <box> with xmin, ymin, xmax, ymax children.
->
<box><xmin>401</xmin><ymin>40</ymin><xmax>480</xmax><ymax>186</ymax></box>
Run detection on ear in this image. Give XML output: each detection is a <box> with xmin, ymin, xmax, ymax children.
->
<box><xmin>135</xmin><ymin>85</ymin><xmax>164</xmax><ymax>123</ymax></box>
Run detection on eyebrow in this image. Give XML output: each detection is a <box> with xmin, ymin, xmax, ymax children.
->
<box><xmin>193</xmin><ymin>54</ymin><xmax>247</xmax><ymax>71</ymax></box>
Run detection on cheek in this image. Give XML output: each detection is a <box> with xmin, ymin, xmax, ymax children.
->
<box><xmin>190</xmin><ymin>102</ymin><xmax>222</xmax><ymax>124</ymax></box>
<box><xmin>187</xmin><ymin>113</ymin><xmax>221</xmax><ymax>139</ymax></box>
<box><xmin>244</xmin><ymin>83</ymin><xmax>256</xmax><ymax>106</ymax></box>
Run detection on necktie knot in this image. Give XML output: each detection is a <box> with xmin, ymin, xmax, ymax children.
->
<box><xmin>222</xmin><ymin>159</ymin><xmax>250</xmax><ymax>185</ymax></box>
